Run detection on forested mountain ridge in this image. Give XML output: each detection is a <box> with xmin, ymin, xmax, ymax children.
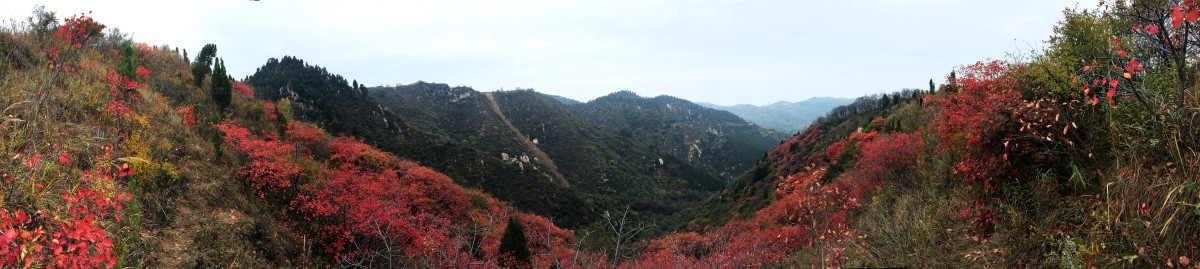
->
<box><xmin>369</xmin><ymin>84</ymin><xmax>730</xmax><ymax>226</ymax></box>
<box><xmin>244</xmin><ymin>57</ymin><xmax>595</xmax><ymax>227</ymax></box>
<box><xmin>570</xmin><ymin>90</ymin><xmax>791</xmax><ymax>181</ymax></box>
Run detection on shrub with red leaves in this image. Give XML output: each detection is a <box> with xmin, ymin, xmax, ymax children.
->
<box><xmin>232</xmin><ymin>81</ymin><xmax>255</xmax><ymax>97</ymax></box>
<box><xmin>850</xmin><ymin>132</ymin><xmax>922</xmax><ymax>184</ymax></box>
<box><xmin>927</xmin><ymin>60</ymin><xmax>1082</xmax><ymax>239</ymax></box>
<box><xmin>2</xmin><ymin>148</ymin><xmax>132</xmax><ymax>269</ymax></box>
<box><xmin>217</xmin><ymin>122</ymin><xmax>300</xmax><ymax>197</ymax></box>
<box><xmin>176</xmin><ymin>106</ymin><xmax>196</xmax><ymax>130</ymax></box>
<box><xmin>43</xmin><ymin>12</ymin><xmax>104</xmax><ymax>73</ymax></box>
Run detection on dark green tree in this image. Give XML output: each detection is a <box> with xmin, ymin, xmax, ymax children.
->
<box><xmin>191</xmin><ymin>44</ymin><xmax>217</xmax><ymax>86</ymax></box>
<box><xmin>497</xmin><ymin>218</ymin><xmax>531</xmax><ymax>266</ymax></box>
<box><xmin>196</xmin><ymin>44</ymin><xmax>216</xmax><ymax>66</ymax></box>
<box><xmin>929</xmin><ymin>79</ymin><xmax>935</xmax><ymax>94</ymax></box>
<box><xmin>117</xmin><ymin>41</ymin><xmax>138</xmax><ymax>80</ymax></box>
<box><xmin>211</xmin><ymin>58</ymin><xmax>232</xmax><ymax>112</ymax></box>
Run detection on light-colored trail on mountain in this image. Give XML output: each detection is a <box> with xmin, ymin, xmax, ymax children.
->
<box><xmin>484</xmin><ymin>92</ymin><xmax>569</xmax><ymax>186</ymax></box>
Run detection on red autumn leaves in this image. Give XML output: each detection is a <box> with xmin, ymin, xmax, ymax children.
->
<box><xmin>1170</xmin><ymin>0</ymin><xmax>1200</xmax><ymax>28</ymax></box>
<box><xmin>221</xmin><ymin>119</ymin><xmax>584</xmax><ymax>266</ymax></box>
<box><xmin>2</xmin><ymin>147</ymin><xmax>134</xmax><ymax>268</ymax></box>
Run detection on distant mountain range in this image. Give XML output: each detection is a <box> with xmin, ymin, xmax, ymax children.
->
<box><xmin>362</xmin><ymin>83</ymin><xmax>789</xmax><ymax>226</ymax></box>
<box><xmin>246</xmin><ymin>57</ymin><xmax>595</xmax><ymax>227</ymax></box>
<box><xmin>698</xmin><ymin>97</ymin><xmax>853</xmax><ymax>132</ymax></box>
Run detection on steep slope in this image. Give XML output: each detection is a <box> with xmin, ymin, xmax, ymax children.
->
<box><xmin>491</xmin><ymin>90</ymin><xmax>725</xmax><ymax>217</ymax></box>
<box><xmin>685</xmin><ymin>90</ymin><xmax>923</xmax><ymax>228</ymax></box>
<box><xmin>483</xmin><ymin>91</ymin><xmax>567</xmax><ymax>185</ymax></box>
<box><xmin>244</xmin><ymin>57</ymin><xmax>594</xmax><ymax>227</ymax></box>
<box><xmin>370</xmin><ymin>83</ymin><xmax>725</xmax><ymax>224</ymax></box>
<box><xmin>571</xmin><ymin>91</ymin><xmax>790</xmax><ymax>181</ymax></box>
<box><xmin>699</xmin><ymin>97</ymin><xmax>853</xmax><ymax>132</ymax></box>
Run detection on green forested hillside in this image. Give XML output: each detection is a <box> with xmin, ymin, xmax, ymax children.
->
<box><xmin>369</xmin><ymin>83</ymin><xmax>732</xmax><ymax>226</ymax></box>
<box><xmin>492</xmin><ymin>90</ymin><xmax>725</xmax><ymax>218</ymax></box>
<box><xmin>571</xmin><ymin>90</ymin><xmax>790</xmax><ymax>181</ymax></box>
<box><xmin>244</xmin><ymin>57</ymin><xmax>595</xmax><ymax>227</ymax></box>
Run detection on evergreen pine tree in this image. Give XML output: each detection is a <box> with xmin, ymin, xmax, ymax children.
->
<box><xmin>192</xmin><ymin>44</ymin><xmax>217</xmax><ymax>86</ymax></box>
<box><xmin>211</xmin><ymin>58</ymin><xmax>232</xmax><ymax>112</ymax></box>
<box><xmin>498</xmin><ymin>218</ymin><xmax>531</xmax><ymax>266</ymax></box>
<box><xmin>929</xmin><ymin>79</ymin><xmax>935</xmax><ymax>94</ymax></box>
<box><xmin>117</xmin><ymin>41</ymin><xmax>138</xmax><ymax>80</ymax></box>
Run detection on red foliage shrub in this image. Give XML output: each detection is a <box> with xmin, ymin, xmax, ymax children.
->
<box><xmin>850</xmin><ymin>132</ymin><xmax>922</xmax><ymax>183</ymax></box>
<box><xmin>176</xmin><ymin>106</ymin><xmax>196</xmax><ymax>130</ymax></box>
<box><xmin>825</xmin><ymin>141</ymin><xmax>847</xmax><ymax>162</ymax></box>
<box><xmin>635</xmin><ymin>219</ymin><xmax>806</xmax><ymax>268</ymax></box>
<box><xmin>292</xmin><ymin>136</ymin><xmax>496</xmax><ymax>265</ymax></box>
<box><xmin>768</xmin><ymin>128</ymin><xmax>824</xmax><ymax>176</ymax></box>
<box><xmin>135</xmin><ymin>66</ymin><xmax>150</xmax><ymax>80</ymax></box>
<box><xmin>399</xmin><ymin>167</ymin><xmax>470</xmax><ymax>219</ymax></box>
<box><xmin>2</xmin><ymin>148</ymin><xmax>131</xmax><ymax>269</ymax></box>
<box><xmin>927</xmin><ymin>61</ymin><xmax>1023</xmax><ymax>238</ymax></box>
<box><xmin>220</xmin><ymin>102</ymin><xmax>578</xmax><ymax>267</ymax></box>
<box><xmin>44</xmin><ymin>13</ymin><xmax>104</xmax><ymax>73</ymax></box>
<box><xmin>232</xmin><ymin>81</ymin><xmax>254</xmax><ymax>97</ymax></box>
<box><xmin>285</xmin><ymin>122</ymin><xmax>325</xmax><ymax>156</ymax></box>
<box><xmin>930</xmin><ymin>61</ymin><xmax>1022</xmax><ymax>191</ymax></box>
<box><xmin>262</xmin><ymin>101</ymin><xmax>277</xmax><ymax>121</ymax></box>
<box><xmin>927</xmin><ymin>60</ymin><xmax>1082</xmax><ymax>238</ymax></box>
<box><xmin>217</xmin><ymin>122</ymin><xmax>300</xmax><ymax>197</ymax></box>
<box><xmin>733</xmin><ymin>130</ymin><xmax>924</xmax><ymax>266</ymax></box>
<box><xmin>326</xmin><ymin>137</ymin><xmax>401</xmax><ymax>171</ymax></box>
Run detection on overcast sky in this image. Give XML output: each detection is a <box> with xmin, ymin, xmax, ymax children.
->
<box><xmin>2</xmin><ymin>0</ymin><xmax>1088</xmax><ymax>106</ymax></box>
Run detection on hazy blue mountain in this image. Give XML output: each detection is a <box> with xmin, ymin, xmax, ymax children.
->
<box><xmin>698</xmin><ymin>97</ymin><xmax>853</xmax><ymax>132</ymax></box>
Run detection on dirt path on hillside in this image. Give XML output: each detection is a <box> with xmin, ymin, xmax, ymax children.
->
<box><xmin>484</xmin><ymin>92</ymin><xmax>569</xmax><ymax>186</ymax></box>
